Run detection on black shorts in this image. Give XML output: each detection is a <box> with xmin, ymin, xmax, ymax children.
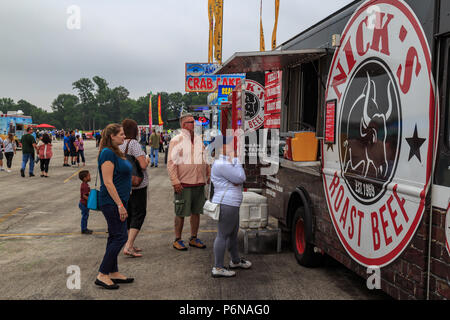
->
<box><xmin>0</xmin><ymin>152</ymin><xmax>3</xmax><ymax>160</ymax></box>
<box><xmin>64</xmin><ymin>150</ymin><xmax>70</xmax><ymax>157</ymax></box>
<box><xmin>70</xmin><ymin>150</ymin><xmax>77</xmax><ymax>157</ymax></box>
<box><xmin>127</xmin><ymin>186</ymin><xmax>148</xmax><ymax>230</ymax></box>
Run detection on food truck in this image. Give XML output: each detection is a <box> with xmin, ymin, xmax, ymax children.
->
<box><xmin>0</xmin><ymin>111</ymin><xmax>33</xmax><ymax>147</ymax></box>
<box><xmin>215</xmin><ymin>0</ymin><xmax>450</xmax><ymax>300</ymax></box>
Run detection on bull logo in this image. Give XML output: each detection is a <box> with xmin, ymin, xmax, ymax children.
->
<box><xmin>339</xmin><ymin>60</ymin><xmax>401</xmax><ymax>203</ymax></box>
<box><xmin>245</xmin><ymin>92</ymin><xmax>259</xmax><ymax>119</ymax></box>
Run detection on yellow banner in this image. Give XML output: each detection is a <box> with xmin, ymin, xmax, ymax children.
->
<box><xmin>272</xmin><ymin>0</ymin><xmax>280</xmax><ymax>50</ymax></box>
<box><xmin>214</xmin><ymin>0</ymin><xmax>223</xmax><ymax>64</ymax></box>
<box><xmin>208</xmin><ymin>0</ymin><xmax>215</xmax><ymax>63</ymax></box>
<box><xmin>260</xmin><ymin>0</ymin><xmax>265</xmax><ymax>51</ymax></box>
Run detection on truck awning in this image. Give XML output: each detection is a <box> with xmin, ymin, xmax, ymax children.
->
<box><xmin>214</xmin><ymin>49</ymin><xmax>327</xmax><ymax>75</ymax></box>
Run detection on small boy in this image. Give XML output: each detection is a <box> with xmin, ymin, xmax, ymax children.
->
<box><xmin>79</xmin><ymin>170</ymin><xmax>93</xmax><ymax>234</ymax></box>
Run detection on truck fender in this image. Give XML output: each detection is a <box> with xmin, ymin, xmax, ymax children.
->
<box><xmin>287</xmin><ymin>187</ymin><xmax>314</xmax><ymax>243</ymax></box>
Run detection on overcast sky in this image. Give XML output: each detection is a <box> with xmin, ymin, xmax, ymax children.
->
<box><xmin>0</xmin><ymin>0</ymin><xmax>354</xmax><ymax>111</ymax></box>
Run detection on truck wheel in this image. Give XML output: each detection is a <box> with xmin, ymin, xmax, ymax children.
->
<box><xmin>291</xmin><ymin>207</ymin><xmax>322</xmax><ymax>267</ymax></box>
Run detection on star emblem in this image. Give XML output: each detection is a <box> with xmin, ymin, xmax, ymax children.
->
<box><xmin>406</xmin><ymin>124</ymin><xmax>426</xmax><ymax>162</ymax></box>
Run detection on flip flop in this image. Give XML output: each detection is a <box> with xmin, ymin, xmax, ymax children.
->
<box><xmin>123</xmin><ymin>248</ymin><xmax>142</xmax><ymax>258</ymax></box>
<box><xmin>133</xmin><ymin>247</ymin><xmax>142</xmax><ymax>252</ymax></box>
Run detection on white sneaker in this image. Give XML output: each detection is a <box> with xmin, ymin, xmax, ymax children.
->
<box><xmin>0</xmin><ymin>168</ymin><xmax>4</xmax><ymax>171</ymax></box>
<box><xmin>229</xmin><ymin>259</ymin><xmax>252</xmax><ymax>269</ymax></box>
<box><xmin>211</xmin><ymin>267</ymin><xmax>236</xmax><ymax>278</ymax></box>
<box><xmin>6</xmin><ymin>169</ymin><xmax>11</xmax><ymax>173</ymax></box>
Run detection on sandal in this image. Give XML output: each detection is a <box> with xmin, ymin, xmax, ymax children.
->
<box><xmin>133</xmin><ymin>247</ymin><xmax>142</xmax><ymax>252</ymax></box>
<box><xmin>123</xmin><ymin>248</ymin><xmax>142</xmax><ymax>258</ymax></box>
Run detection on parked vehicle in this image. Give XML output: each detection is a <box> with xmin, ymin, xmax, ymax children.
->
<box><xmin>217</xmin><ymin>0</ymin><xmax>449</xmax><ymax>300</ymax></box>
<box><xmin>0</xmin><ymin>111</ymin><xmax>33</xmax><ymax>148</ymax></box>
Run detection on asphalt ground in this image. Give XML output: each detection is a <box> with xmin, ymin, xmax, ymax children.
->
<box><xmin>0</xmin><ymin>139</ymin><xmax>390</xmax><ymax>300</ymax></box>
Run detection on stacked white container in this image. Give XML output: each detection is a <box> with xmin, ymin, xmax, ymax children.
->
<box><xmin>239</xmin><ymin>192</ymin><xmax>268</xmax><ymax>229</ymax></box>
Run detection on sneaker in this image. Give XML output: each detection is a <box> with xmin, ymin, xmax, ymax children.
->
<box><xmin>211</xmin><ymin>267</ymin><xmax>236</xmax><ymax>278</ymax></box>
<box><xmin>7</xmin><ymin>169</ymin><xmax>11</xmax><ymax>173</ymax></box>
<box><xmin>189</xmin><ymin>237</ymin><xmax>206</xmax><ymax>249</ymax></box>
<box><xmin>81</xmin><ymin>229</ymin><xmax>93</xmax><ymax>234</ymax></box>
<box><xmin>0</xmin><ymin>168</ymin><xmax>4</xmax><ymax>171</ymax></box>
<box><xmin>173</xmin><ymin>240</ymin><xmax>188</xmax><ymax>251</ymax></box>
<box><xmin>151</xmin><ymin>163</ymin><xmax>154</xmax><ymax>167</ymax></box>
<box><xmin>20</xmin><ymin>169</ymin><xmax>25</xmax><ymax>177</ymax></box>
<box><xmin>29</xmin><ymin>173</ymin><xmax>35</xmax><ymax>177</ymax></box>
<box><xmin>229</xmin><ymin>258</ymin><xmax>252</xmax><ymax>269</ymax></box>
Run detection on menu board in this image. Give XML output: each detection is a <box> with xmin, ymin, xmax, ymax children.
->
<box><xmin>325</xmin><ymin>100</ymin><xmax>336</xmax><ymax>144</ymax></box>
<box><xmin>264</xmin><ymin>71</ymin><xmax>282</xmax><ymax>128</ymax></box>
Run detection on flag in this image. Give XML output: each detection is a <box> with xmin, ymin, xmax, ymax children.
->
<box><xmin>149</xmin><ymin>93</ymin><xmax>153</xmax><ymax>130</ymax></box>
<box><xmin>271</xmin><ymin>0</ymin><xmax>280</xmax><ymax>50</ymax></box>
<box><xmin>208</xmin><ymin>0</ymin><xmax>215</xmax><ymax>63</ymax></box>
<box><xmin>158</xmin><ymin>94</ymin><xmax>164</xmax><ymax>125</ymax></box>
<box><xmin>260</xmin><ymin>0</ymin><xmax>265</xmax><ymax>52</ymax></box>
<box><xmin>214</xmin><ymin>0</ymin><xmax>223</xmax><ymax>64</ymax></box>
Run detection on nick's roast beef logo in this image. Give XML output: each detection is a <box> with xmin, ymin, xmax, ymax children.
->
<box><xmin>244</xmin><ymin>80</ymin><xmax>265</xmax><ymax>132</ymax></box>
<box><xmin>323</xmin><ymin>0</ymin><xmax>437</xmax><ymax>267</ymax></box>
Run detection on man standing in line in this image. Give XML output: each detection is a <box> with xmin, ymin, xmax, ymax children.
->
<box><xmin>149</xmin><ymin>128</ymin><xmax>160</xmax><ymax>168</ymax></box>
<box><xmin>63</xmin><ymin>131</ymin><xmax>70</xmax><ymax>167</ymax></box>
<box><xmin>20</xmin><ymin>126</ymin><xmax>37</xmax><ymax>177</ymax></box>
<box><xmin>167</xmin><ymin>114</ymin><xmax>210</xmax><ymax>251</ymax></box>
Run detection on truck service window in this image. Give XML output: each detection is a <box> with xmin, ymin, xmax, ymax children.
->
<box><xmin>285</xmin><ymin>62</ymin><xmax>319</xmax><ymax>133</ymax></box>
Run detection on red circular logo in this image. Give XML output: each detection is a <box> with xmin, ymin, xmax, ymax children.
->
<box><xmin>322</xmin><ymin>0</ymin><xmax>437</xmax><ymax>267</ymax></box>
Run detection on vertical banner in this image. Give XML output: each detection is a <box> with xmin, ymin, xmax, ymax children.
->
<box><xmin>260</xmin><ymin>0</ymin><xmax>265</xmax><ymax>51</ymax></box>
<box><xmin>214</xmin><ymin>0</ymin><xmax>223</xmax><ymax>64</ymax></box>
<box><xmin>264</xmin><ymin>71</ymin><xmax>282</xmax><ymax>128</ymax></box>
<box><xmin>148</xmin><ymin>92</ymin><xmax>153</xmax><ymax>131</ymax></box>
<box><xmin>271</xmin><ymin>0</ymin><xmax>280</xmax><ymax>50</ymax></box>
<box><xmin>208</xmin><ymin>0</ymin><xmax>215</xmax><ymax>63</ymax></box>
<box><xmin>158</xmin><ymin>94</ymin><xmax>164</xmax><ymax>126</ymax></box>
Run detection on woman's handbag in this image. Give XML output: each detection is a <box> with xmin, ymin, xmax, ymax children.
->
<box><xmin>125</xmin><ymin>140</ymin><xmax>144</xmax><ymax>187</ymax></box>
<box><xmin>87</xmin><ymin>168</ymin><xmax>100</xmax><ymax>211</ymax></box>
<box><xmin>203</xmin><ymin>185</ymin><xmax>230</xmax><ymax>220</ymax></box>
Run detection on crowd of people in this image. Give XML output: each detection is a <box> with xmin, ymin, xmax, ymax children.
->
<box><xmin>1</xmin><ymin>117</ymin><xmax>251</xmax><ymax>290</ymax></box>
<box><xmin>91</xmin><ymin>114</ymin><xmax>250</xmax><ymax>290</ymax></box>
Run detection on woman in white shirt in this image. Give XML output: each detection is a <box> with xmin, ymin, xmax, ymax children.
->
<box><xmin>210</xmin><ymin>135</ymin><xmax>252</xmax><ymax>278</ymax></box>
<box><xmin>3</xmin><ymin>133</ymin><xmax>16</xmax><ymax>173</ymax></box>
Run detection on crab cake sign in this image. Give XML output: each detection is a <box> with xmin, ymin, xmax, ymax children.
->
<box><xmin>322</xmin><ymin>0</ymin><xmax>437</xmax><ymax>267</ymax></box>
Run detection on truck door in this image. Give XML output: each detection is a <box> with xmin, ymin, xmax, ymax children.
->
<box><xmin>433</xmin><ymin>36</ymin><xmax>450</xmax><ymax>254</ymax></box>
<box><xmin>434</xmin><ymin>36</ymin><xmax>450</xmax><ymax>191</ymax></box>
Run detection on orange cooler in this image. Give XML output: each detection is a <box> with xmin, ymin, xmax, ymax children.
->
<box><xmin>291</xmin><ymin>132</ymin><xmax>319</xmax><ymax>161</ymax></box>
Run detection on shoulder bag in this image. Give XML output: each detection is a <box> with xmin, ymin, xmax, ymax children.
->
<box><xmin>87</xmin><ymin>167</ymin><xmax>100</xmax><ymax>211</ymax></box>
<box><xmin>125</xmin><ymin>139</ymin><xmax>144</xmax><ymax>187</ymax></box>
<box><xmin>203</xmin><ymin>185</ymin><xmax>230</xmax><ymax>220</ymax></box>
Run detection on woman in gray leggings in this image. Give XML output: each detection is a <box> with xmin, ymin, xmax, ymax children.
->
<box><xmin>210</xmin><ymin>136</ymin><xmax>252</xmax><ymax>278</ymax></box>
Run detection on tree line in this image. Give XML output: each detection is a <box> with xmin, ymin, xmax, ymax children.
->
<box><xmin>0</xmin><ymin>76</ymin><xmax>209</xmax><ymax>130</ymax></box>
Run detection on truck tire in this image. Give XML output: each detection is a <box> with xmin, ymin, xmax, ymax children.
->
<box><xmin>291</xmin><ymin>207</ymin><xmax>322</xmax><ymax>267</ymax></box>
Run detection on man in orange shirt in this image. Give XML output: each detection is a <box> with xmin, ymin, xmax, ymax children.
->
<box><xmin>167</xmin><ymin>114</ymin><xmax>211</xmax><ymax>250</ymax></box>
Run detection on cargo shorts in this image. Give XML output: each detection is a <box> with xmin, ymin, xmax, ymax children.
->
<box><xmin>173</xmin><ymin>185</ymin><xmax>206</xmax><ymax>217</ymax></box>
